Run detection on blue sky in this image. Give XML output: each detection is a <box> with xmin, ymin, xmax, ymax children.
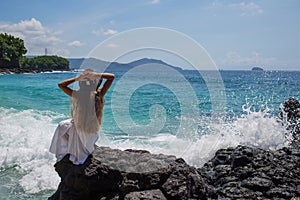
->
<box><xmin>0</xmin><ymin>0</ymin><xmax>299</xmax><ymax>70</ymax></box>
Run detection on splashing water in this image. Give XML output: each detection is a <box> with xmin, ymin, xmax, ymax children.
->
<box><xmin>98</xmin><ymin>103</ymin><xmax>288</xmax><ymax>168</ymax></box>
<box><xmin>0</xmin><ymin>103</ymin><xmax>289</xmax><ymax>195</ymax></box>
<box><xmin>0</xmin><ymin>108</ymin><xmax>62</xmax><ymax>194</ymax></box>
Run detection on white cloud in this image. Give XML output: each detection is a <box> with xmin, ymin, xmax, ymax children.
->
<box><xmin>103</xmin><ymin>29</ymin><xmax>118</xmax><ymax>36</ymax></box>
<box><xmin>210</xmin><ymin>1</ymin><xmax>263</xmax><ymax>16</ymax></box>
<box><xmin>150</xmin><ymin>0</ymin><xmax>160</xmax><ymax>4</ymax></box>
<box><xmin>68</xmin><ymin>40</ymin><xmax>84</xmax><ymax>47</ymax></box>
<box><xmin>0</xmin><ymin>18</ymin><xmax>43</xmax><ymax>34</ymax></box>
<box><xmin>230</xmin><ymin>2</ymin><xmax>263</xmax><ymax>16</ymax></box>
<box><xmin>92</xmin><ymin>28</ymin><xmax>118</xmax><ymax>36</ymax></box>
<box><xmin>106</xmin><ymin>43</ymin><xmax>119</xmax><ymax>48</ymax></box>
<box><xmin>0</xmin><ymin>18</ymin><xmax>67</xmax><ymax>56</ymax></box>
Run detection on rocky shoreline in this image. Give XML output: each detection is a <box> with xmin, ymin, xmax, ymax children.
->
<box><xmin>48</xmin><ymin>98</ymin><xmax>300</xmax><ymax>200</ymax></box>
<box><xmin>200</xmin><ymin>144</ymin><xmax>299</xmax><ymax>199</ymax></box>
<box><xmin>0</xmin><ymin>68</ymin><xmax>71</xmax><ymax>74</ymax></box>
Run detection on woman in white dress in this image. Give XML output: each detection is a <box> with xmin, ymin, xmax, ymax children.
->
<box><xmin>50</xmin><ymin>69</ymin><xmax>115</xmax><ymax>165</ymax></box>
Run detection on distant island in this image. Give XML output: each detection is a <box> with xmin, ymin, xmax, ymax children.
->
<box><xmin>68</xmin><ymin>57</ymin><xmax>183</xmax><ymax>72</ymax></box>
<box><xmin>251</xmin><ymin>67</ymin><xmax>264</xmax><ymax>71</ymax></box>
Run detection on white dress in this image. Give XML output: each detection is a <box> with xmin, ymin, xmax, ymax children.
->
<box><xmin>49</xmin><ymin>119</ymin><xmax>99</xmax><ymax>165</ymax></box>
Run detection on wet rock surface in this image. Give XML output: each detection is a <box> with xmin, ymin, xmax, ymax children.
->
<box><xmin>199</xmin><ymin>145</ymin><xmax>300</xmax><ymax>199</ymax></box>
<box><xmin>48</xmin><ymin>147</ymin><xmax>209</xmax><ymax>200</ymax></box>
<box><xmin>279</xmin><ymin>97</ymin><xmax>300</xmax><ymax>147</ymax></box>
<box><xmin>49</xmin><ymin>98</ymin><xmax>300</xmax><ymax>200</ymax></box>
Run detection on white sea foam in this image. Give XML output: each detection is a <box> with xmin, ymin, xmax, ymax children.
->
<box><xmin>182</xmin><ymin>109</ymin><xmax>288</xmax><ymax>167</ymax></box>
<box><xmin>0</xmin><ymin>105</ymin><xmax>289</xmax><ymax>194</ymax></box>
<box><xmin>0</xmin><ymin>108</ymin><xmax>63</xmax><ymax>193</ymax></box>
<box><xmin>42</xmin><ymin>70</ymin><xmax>77</xmax><ymax>74</ymax></box>
<box><xmin>98</xmin><ymin>105</ymin><xmax>288</xmax><ymax>168</ymax></box>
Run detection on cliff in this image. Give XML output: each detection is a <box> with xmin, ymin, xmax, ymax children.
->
<box><xmin>49</xmin><ymin>98</ymin><xmax>300</xmax><ymax>200</ymax></box>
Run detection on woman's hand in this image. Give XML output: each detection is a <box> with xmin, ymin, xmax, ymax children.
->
<box><xmin>76</xmin><ymin>70</ymin><xmax>100</xmax><ymax>81</ymax></box>
<box><xmin>100</xmin><ymin>73</ymin><xmax>115</xmax><ymax>80</ymax></box>
<box><xmin>98</xmin><ymin>73</ymin><xmax>115</xmax><ymax>96</ymax></box>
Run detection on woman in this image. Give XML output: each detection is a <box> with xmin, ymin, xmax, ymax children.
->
<box><xmin>49</xmin><ymin>69</ymin><xmax>115</xmax><ymax>165</ymax></box>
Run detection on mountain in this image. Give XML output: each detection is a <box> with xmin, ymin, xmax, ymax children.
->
<box><xmin>126</xmin><ymin>58</ymin><xmax>181</xmax><ymax>69</ymax></box>
<box><xmin>67</xmin><ymin>57</ymin><xmax>182</xmax><ymax>72</ymax></box>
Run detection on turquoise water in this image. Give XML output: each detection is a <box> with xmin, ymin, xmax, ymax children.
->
<box><xmin>0</xmin><ymin>70</ymin><xmax>299</xmax><ymax>198</ymax></box>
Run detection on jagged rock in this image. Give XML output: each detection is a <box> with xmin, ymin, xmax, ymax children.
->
<box><xmin>279</xmin><ymin>97</ymin><xmax>300</xmax><ymax>123</ymax></box>
<box><xmin>241</xmin><ymin>177</ymin><xmax>273</xmax><ymax>191</ymax></box>
<box><xmin>49</xmin><ymin>146</ymin><xmax>209</xmax><ymax>200</ymax></box>
<box><xmin>200</xmin><ymin>144</ymin><xmax>300</xmax><ymax>199</ymax></box>
<box><xmin>124</xmin><ymin>189</ymin><xmax>167</xmax><ymax>200</ymax></box>
<box><xmin>279</xmin><ymin>97</ymin><xmax>300</xmax><ymax>146</ymax></box>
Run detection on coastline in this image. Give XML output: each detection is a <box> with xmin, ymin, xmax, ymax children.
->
<box><xmin>0</xmin><ymin>68</ymin><xmax>72</xmax><ymax>74</ymax></box>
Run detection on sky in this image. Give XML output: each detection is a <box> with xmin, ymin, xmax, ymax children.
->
<box><xmin>0</xmin><ymin>0</ymin><xmax>299</xmax><ymax>70</ymax></box>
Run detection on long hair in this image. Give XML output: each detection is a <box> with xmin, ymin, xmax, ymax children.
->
<box><xmin>71</xmin><ymin>71</ymin><xmax>104</xmax><ymax>134</ymax></box>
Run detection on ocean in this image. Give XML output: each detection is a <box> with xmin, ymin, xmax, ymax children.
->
<box><xmin>0</xmin><ymin>69</ymin><xmax>299</xmax><ymax>199</ymax></box>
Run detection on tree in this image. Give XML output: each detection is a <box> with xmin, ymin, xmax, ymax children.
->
<box><xmin>0</xmin><ymin>33</ymin><xmax>70</xmax><ymax>71</ymax></box>
<box><xmin>0</xmin><ymin>33</ymin><xmax>27</xmax><ymax>68</ymax></box>
<box><xmin>23</xmin><ymin>55</ymin><xmax>69</xmax><ymax>70</ymax></box>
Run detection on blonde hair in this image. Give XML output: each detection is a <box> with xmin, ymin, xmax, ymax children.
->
<box><xmin>71</xmin><ymin>70</ymin><xmax>104</xmax><ymax>134</ymax></box>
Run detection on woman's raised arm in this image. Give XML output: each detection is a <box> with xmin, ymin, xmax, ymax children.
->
<box><xmin>58</xmin><ymin>77</ymin><xmax>76</xmax><ymax>97</ymax></box>
<box><xmin>98</xmin><ymin>73</ymin><xmax>115</xmax><ymax>96</ymax></box>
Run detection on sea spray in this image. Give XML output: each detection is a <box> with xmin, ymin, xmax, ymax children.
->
<box><xmin>0</xmin><ymin>105</ymin><xmax>290</xmax><ymax>195</ymax></box>
<box><xmin>97</xmin><ymin>104</ymin><xmax>288</xmax><ymax>168</ymax></box>
<box><xmin>0</xmin><ymin>108</ymin><xmax>64</xmax><ymax>193</ymax></box>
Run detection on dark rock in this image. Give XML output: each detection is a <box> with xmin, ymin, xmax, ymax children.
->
<box><xmin>161</xmin><ymin>158</ymin><xmax>208</xmax><ymax>200</ymax></box>
<box><xmin>231</xmin><ymin>146</ymin><xmax>254</xmax><ymax>169</ymax></box>
<box><xmin>200</xmin><ymin>143</ymin><xmax>300</xmax><ymax>199</ymax></box>
<box><xmin>49</xmin><ymin>146</ymin><xmax>209</xmax><ymax>200</ymax></box>
<box><xmin>161</xmin><ymin>172</ymin><xmax>188</xmax><ymax>199</ymax></box>
<box><xmin>279</xmin><ymin>97</ymin><xmax>300</xmax><ymax>147</ymax></box>
<box><xmin>279</xmin><ymin>97</ymin><xmax>300</xmax><ymax>123</ymax></box>
<box><xmin>231</xmin><ymin>155</ymin><xmax>252</xmax><ymax>168</ymax></box>
<box><xmin>212</xmin><ymin>154</ymin><xmax>230</xmax><ymax>166</ymax></box>
<box><xmin>266</xmin><ymin>187</ymin><xmax>295</xmax><ymax>199</ymax></box>
<box><xmin>241</xmin><ymin>177</ymin><xmax>273</xmax><ymax>191</ymax></box>
<box><xmin>124</xmin><ymin>189</ymin><xmax>167</xmax><ymax>200</ymax></box>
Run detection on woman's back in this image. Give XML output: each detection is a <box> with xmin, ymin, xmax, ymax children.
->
<box><xmin>50</xmin><ymin>70</ymin><xmax>114</xmax><ymax>165</ymax></box>
<box><xmin>71</xmin><ymin>90</ymin><xmax>104</xmax><ymax>134</ymax></box>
